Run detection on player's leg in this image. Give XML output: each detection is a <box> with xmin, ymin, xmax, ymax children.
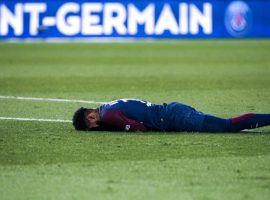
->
<box><xmin>229</xmin><ymin>113</ymin><xmax>270</xmax><ymax>132</ymax></box>
<box><xmin>200</xmin><ymin>114</ymin><xmax>230</xmax><ymax>132</ymax></box>
<box><xmin>167</xmin><ymin>102</ymin><xmax>270</xmax><ymax>132</ymax></box>
<box><xmin>168</xmin><ymin>103</ymin><xmax>230</xmax><ymax>132</ymax></box>
<box><xmin>200</xmin><ymin>113</ymin><xmax>270</xmax><ymax>132</ymax></box>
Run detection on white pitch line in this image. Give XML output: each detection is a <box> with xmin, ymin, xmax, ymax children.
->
<box><xmin>0</xmin><ymin>95</ymin><xmax>106</xmax><ymax>104</ymax></box>
<box><xmin>0</xmin><ymin>117</ymin><xmax>72</xmax><ymax>123</ymax></box>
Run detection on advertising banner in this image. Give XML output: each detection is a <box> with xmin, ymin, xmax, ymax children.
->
<box><xmin>0</xmin><ymin>0</ymin><xmax>269</xmax><ymax>40</ymax></box>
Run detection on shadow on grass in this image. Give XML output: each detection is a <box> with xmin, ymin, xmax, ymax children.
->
<box><xmin>81</xmin><ymin>129</ymin><xmax>270</xmax><ymax>136</ymax></box>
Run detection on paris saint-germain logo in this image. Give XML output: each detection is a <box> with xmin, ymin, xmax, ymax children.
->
<box><xmin>225</xmin><ymin>1</ymin><xmax>252</xmax><ymax>37</ymax></box>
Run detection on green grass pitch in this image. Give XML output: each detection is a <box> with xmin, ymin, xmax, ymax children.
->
<box><xmin>0</xmin><ymin>40</ymin><xmax>270</xmax><ymax>200</ymax></box>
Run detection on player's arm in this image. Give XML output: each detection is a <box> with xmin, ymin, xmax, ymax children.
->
<box><xmin>101</xmin><ymin>110</ymin><xmax>147</xmax><ymax>132</ymax></box>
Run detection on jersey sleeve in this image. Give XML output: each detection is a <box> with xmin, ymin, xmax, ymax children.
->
<box><xmin>101</xmin><ymin>110</ymin><xmax>147</xmax><ymax>132</ymax></box>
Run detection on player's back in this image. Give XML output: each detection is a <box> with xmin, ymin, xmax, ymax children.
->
<box><xmin>99</xmin><ymin>99</ymin><xmax>166</xmax><ymax>130</ymax></box>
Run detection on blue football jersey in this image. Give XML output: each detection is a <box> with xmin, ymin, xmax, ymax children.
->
<box><xmin>99</xmin><ymin>99</ymin><xmax>166</xmax><ymax>131</ymax></box>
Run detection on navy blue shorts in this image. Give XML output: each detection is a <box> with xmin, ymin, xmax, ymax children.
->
<box><xmin>163</xmin><ymin>102</ymin><xmax>205</xmax><ymax>132</ymax></box>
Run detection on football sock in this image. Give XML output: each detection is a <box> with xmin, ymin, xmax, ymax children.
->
<box><xmin>229</xmin><ymin>113</ymin><xmax>270</xmax><ymax>132</ymax></box>
<box><xmin>200</xmin><ymin>113</ymin><xmax>270</xmax><ymax>133</ymax></box>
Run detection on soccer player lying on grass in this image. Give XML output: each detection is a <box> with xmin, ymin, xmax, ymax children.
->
<box><xmin>72</xmin><ymin>99</ymin><xmax>270</xmax><ymax>132</ymax></box>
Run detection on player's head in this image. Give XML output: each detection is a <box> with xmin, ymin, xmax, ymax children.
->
<box><xmin>72</xmin><ymin>107</ymin><xmax>100</xmax><ymax>131</ymax></box>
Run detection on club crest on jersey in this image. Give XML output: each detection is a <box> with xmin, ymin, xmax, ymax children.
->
<box><xmin>125</xmin><ymin>125</ymin><xmax>131</xmax><ymax>131</ymax></box>
<box><xmin>224</xmin><ymin>1</ymin><xmax>252</xmax><ymax>37</ymax></box>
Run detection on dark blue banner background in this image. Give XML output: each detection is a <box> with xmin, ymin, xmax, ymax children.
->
<box><xmin>0</xmin><ymin>0</ymin><xmax>269</xmax><ymax>39</ymax></box>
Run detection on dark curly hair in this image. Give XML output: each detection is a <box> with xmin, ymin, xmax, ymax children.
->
<box><xmin>72</xmin><ymin>107</ymin><xmax>88</xmax><ymax>131</ymax></box>
<box><xmin>72</xmin><ymin>107</ymin><xmax>99</xmax><ymax>131</ymax></box>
